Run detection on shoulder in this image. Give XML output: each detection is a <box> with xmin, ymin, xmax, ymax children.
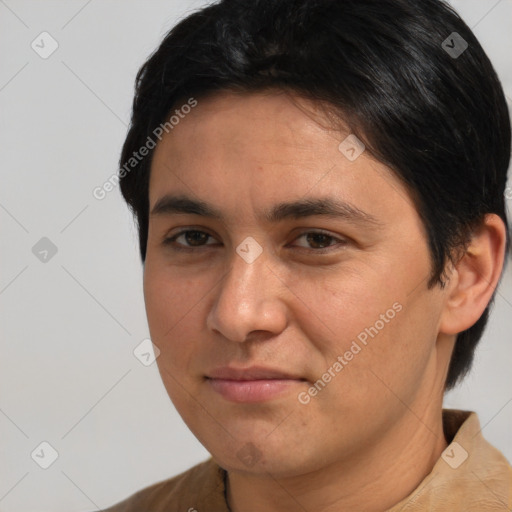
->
<box><xmin>101</xmin><ymin>457</ymin><xmax>228</xmax><ymax>512</ymax></box>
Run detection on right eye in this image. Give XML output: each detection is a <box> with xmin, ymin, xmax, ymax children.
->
<box><xmin>162</xmin><ymin>229</ymin><xmax>220</xmax><ymax>251</ymax></box>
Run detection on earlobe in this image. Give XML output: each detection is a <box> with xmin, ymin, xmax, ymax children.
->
<box><xmin>439</xmin><ymin>214</ymin><xmax>507</xmax><ymax>335</ymax></box>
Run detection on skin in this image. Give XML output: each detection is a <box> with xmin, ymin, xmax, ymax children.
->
<box><xmin>144</xmin><ymin>89</ymin><xmax>506</xmax><ymax>511</ymax></box>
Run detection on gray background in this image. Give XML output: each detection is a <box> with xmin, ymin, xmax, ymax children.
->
<box><xmin>0</xmin><ymin>1</ymin><xmax>511</xmax><ymax>510</ymax></box>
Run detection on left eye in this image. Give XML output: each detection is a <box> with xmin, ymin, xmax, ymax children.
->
<box><xmin>291</xmin><ymin>231</ymin><xmax>346</xmax><ymax>251</ymax></box>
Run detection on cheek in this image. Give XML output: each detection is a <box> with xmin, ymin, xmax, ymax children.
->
<box><xmin>322</xmin><ymin>290</ymin><xmax>440</xmax><ymax>421</ymax></box>
<box><xmin>143</xmin><ymin>264</ymin><xmax>205</xmax><ymax>370</ymax></box>
<box><xmin>294</xmin><ymin>269</ymin><xmax>400</xmax><ymax>361</ymax></box>
<box><xmin>143</xmin><ymin>266</ymin><xmax>208</xmax><ymax>410</ymax></box>
<box><xmin>312</xmin><ymin>243</ymin><xmax>431</xmax><ymax>364</ymax></box>
<box><xmin>300</xmin><ymin>263</ymin><xmax>437</xmax><ymax>404</ymax></box>
<box><xmin>144</xmin><ymin>262</ymin><xmax>199</xmax><ymax>334</ymax></box>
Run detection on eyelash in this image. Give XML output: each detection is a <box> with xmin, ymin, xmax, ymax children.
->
<box><xmin>162</xmin><ymin>229</ymin><xmax>348</xmax><ymax>254</ymax></box>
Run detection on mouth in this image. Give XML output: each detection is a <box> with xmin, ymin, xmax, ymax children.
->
<box><xmin>206</xmin><ymin>366</ymin><xmax>307</xmax><ymax>403</ymax></box>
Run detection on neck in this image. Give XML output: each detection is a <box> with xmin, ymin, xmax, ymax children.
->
<box><xmin>226</xmin><ymin>403</ymin><xmax>448</xmax><ymax>512</ymax></box>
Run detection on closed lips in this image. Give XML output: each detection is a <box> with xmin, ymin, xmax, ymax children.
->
<box><xmin>206</xmin><ymin>366</ymin><xmax>307</xmax><ymax>381</ymax></box>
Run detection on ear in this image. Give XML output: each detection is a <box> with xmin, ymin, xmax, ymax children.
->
<box><xmin>439</xmin><ymin>214</ymin><xmax>507</xmax><ymax>335</ymax></box>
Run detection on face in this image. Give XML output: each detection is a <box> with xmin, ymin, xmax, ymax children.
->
<box><xmin>144</xmin><ymin>90</ymin><xmax>450</xmax><ymax>477</ymax></box>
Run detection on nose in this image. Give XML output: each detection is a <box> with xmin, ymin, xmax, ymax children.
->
<box><xmin>206</xmin><ymin>244</ymin><xmax>288</xmax><ymax>343</ymax></box>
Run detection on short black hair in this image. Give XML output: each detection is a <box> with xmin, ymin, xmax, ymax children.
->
<box><xmin>119</xmin><ymin>0</ymin><xmax>511</xmax><ymax>390</ymax></box>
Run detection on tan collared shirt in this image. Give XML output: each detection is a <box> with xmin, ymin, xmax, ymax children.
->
<box><xmin>103</xmin><ymin>409</ymin><xmax>512</xmax><ymax>511</ymax></box>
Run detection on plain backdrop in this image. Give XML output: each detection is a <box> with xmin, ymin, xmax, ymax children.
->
<box><xmin>0</xmin><ymin>1</ymin><xmax>511</xmax><ymax>510</ymax></box>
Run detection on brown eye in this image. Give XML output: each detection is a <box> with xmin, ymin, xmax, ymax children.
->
<box><xmin>181</xmin><ymin>230</ymin><xmax>210</xmax><ymax>246</ymax></box>
<box><xmin>292</xmin><ymin>231</ymin><xmax>348</xmax><ymax>252</ymax></box>
<box><xmin>163</xmin><ymin>229</ymin><xmax>218</xmax><ymax>250</ymax></box>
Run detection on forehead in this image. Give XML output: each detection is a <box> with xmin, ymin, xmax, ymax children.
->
<box><xmin>151</xmin><ymin>89</ymin><xmax>344</xmax><ymax>169</ymax></box>
<box><xmin>148</xmin><ymin>90</ymin><xmax>415</xmax><ymax>224</ymax></box>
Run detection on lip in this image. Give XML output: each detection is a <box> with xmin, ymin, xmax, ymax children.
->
<box><xmin>207</xmin><ymin>366</ymin><xmax>304</xmax><ymax>381</ymax></box>
<box><xmin>206</xmin><ymin>366</ymin><xmax>307</xmax><ymax>403</ymax></box>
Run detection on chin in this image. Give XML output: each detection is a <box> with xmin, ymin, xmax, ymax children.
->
<box><xmin>204</xmin><ymin>430</ymin><xmax>320</xmax><ymax>479</ymax></box>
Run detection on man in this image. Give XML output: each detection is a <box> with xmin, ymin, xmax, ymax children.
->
<box><xmin>103</xmin><ymin>0</ymin><xmax>511</xmax><ymax>510</ymax></box>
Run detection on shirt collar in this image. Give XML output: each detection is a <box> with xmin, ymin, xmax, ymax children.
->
<box><xmin>386</xmin><ymin>409</ymin><xmax>512</xmax><ymax>510</ymax></box>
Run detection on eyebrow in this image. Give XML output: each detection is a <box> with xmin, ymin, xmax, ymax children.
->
<box><xmin>150</xmin><ymin>194</ymin><xmax>382</xmax><ymax>227</ymax></box>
